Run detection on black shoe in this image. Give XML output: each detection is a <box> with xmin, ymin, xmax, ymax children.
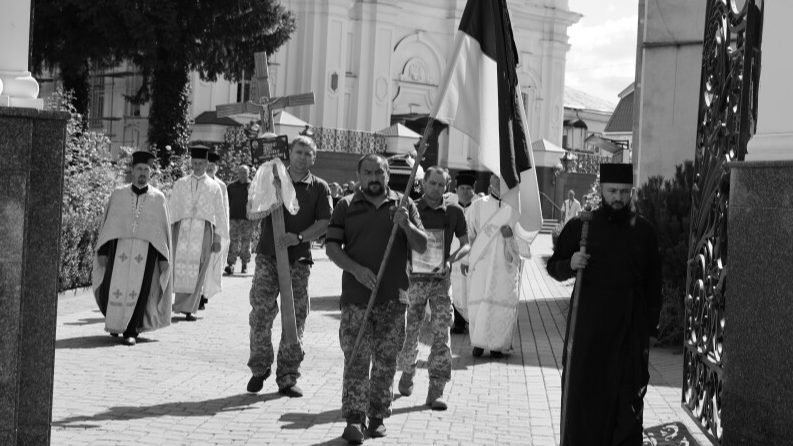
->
<box><xmin>122</xmin><ymin>337</ymin><xmax>136</xmax><ymax>346</ymax></box>
<box><xmin>472</xmin><ymin>347</ymin><xmax>484</xmax><ymax>357</ymax></box>
<box><xmin>278</xmin><ymin>384</ymin><xmax>304</xmax><ymax>398</ymax></box>
<box><xmin>367</xmin><ymin>418</ymin><xmax>387</xmax><ymax>438</ymax></box>
<box><xmin>185</xmin><ymin>313</ymin><xmax>197</xmax><ymax>321</ymax></box>
<box><xmin>241</xmin><ymin>264</ymin><xmax>248</xmax><ymax>274</ymax></box>
<box><xmin>224</xmin><ymin>265</ymin><xmax>234</xmax><ymax>275</ymax></box>
<box><xmin>109</xmin><ymin>333</ymin><xmax>119</xmax><ymax>338</ymax></box>
<box><xmin>490</xmin><ymin>350</ymin><xmax>503</xmax><ymax>358</ymax></box>
<box><xmin>246</xmin><ymin>368</ymin><xmax>272</xmax><ymax>394</ymax></box>
<box><xmin>450</xmin><ymin>323</ymin><xmax>465</xmax><ymax>334</ymax></box>
<box><xmin>341</xmin><ymin>422</ymin><xmax>365</xmax><ymax>444</ymax></box>
<box><xmin>198</xmin><ymin>296</ymin><xmax>207</xmax><ymax>310</ymax></box>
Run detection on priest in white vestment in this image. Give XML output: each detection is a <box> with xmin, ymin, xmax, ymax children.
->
<box><xmin>169</xmin><ymin>146</ymin><xmax>230</xmax><ymax>321</ymax></box>
<box><xmin>202</xmin><ymin>151</ymin><xmax>230</xmax><ymax>308</ymax></box>
<box><xmin>92</xmin><ymin>151</ymin><xmax>173</xmax><ymax>346</ymax></box>
<box><xmin>461</xmin><ymin>174</ymin><xmax>530</xmax><ymax>357</ymax></box>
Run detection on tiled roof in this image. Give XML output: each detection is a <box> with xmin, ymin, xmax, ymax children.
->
<box><xmin>604</xmin><ymin>90</ymin><xmax>634</xmax><ymax>133</ymax></box>
<box><xmin>193</xmin><ymin>111</ymin><xmax>243</xmax><ymax>127</ymax></box>
<box><xmin>532</xmin><ymin>139</ymin><xmax>565</xmax><ymax>152</ymax></box>
<box><xmin>564</xmin><ymin>87</ymin><xmax>616</xmax><ymax>112</ymax></box>
<box><xmin>377</xmin><ymin>123</ymin><xmax>421</xmax><ymax>138</ymax></box>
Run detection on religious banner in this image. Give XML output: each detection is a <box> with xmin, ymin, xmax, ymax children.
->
<box><xmin>250</xmin><ymin>135</ymin><xmax>289</xmax><ymax>165</ymax></box>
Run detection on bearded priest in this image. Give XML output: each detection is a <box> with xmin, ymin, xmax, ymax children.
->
<box><xmin>169</xmin><ymin>145</ymin><xmax>230</xmax><ymax>321</ymax></box>
<box><xmin>93</xmin><ymin>151</ymin><xmax>173</xmax><ymax>346</ymax></box>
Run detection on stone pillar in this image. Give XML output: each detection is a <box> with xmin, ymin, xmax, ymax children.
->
<box><xmin>0</xmin><ymin>107</ymin><xmax>68</xmax><ymax>445</ymax></box>
<box><xmin>726</xmin><ymin>161</ymin><xmax>793</xmax><ymax>444</ymax></box>
<box><xmin>0</xmin><ymin>0</ymin><xmax>43</xmax><ymax>109</ymax></box>
<box><xmin>744</xmin><ymin>2</ymin><xmax>793</xmax><ymax>161</ymax></box>
<box><xmin>724</xmin><ymin>3</ymin><xmax>793</xmax><ymax>443</ymax></box>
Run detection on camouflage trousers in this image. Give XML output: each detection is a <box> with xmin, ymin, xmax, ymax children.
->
<box><xmin>228</xmin><ymin>219</ymin><xmax>257</xmax><ymax>266</ymax></box>
<box><xmin>397</xmin><ymin>275</ymin><xmax>453</xmax><ymax>385</ymax></box>
<box><xmin>340</xmin><ymin>300</ymin><xmax>406</xmax><ymax>422</ymax></box>
<box><xmin>248</xmin><ymin>255</ymin><xmax>310</xmax><ymax>389</ymax></box>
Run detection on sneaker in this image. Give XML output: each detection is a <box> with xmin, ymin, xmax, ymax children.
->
<box><xmin>472</xmin><ymin>347</ymin><xmax>484</xmax><ymax>357</ymax></box>
<box><xmin>341</xmin><ymin>422</ymin><xmax>365</xmax><ymax>444</ymax></box>
<box><xmin>398</xmin><ymin>372</ymin><xmax>414</xmax><ymax>396</ymax></box>
<box><xmin>367</xmin><ymin>417</ymin><xmax>387</xmax><ymax>438</ymax></box>
<box><xmin>427</xmin><ymin>395</ymin><xmax>448</xmax><ymax>411</ymax></box>
<box><xmin>241</xmin><ymin>264</ymin><xmax>248</xmax><ymax>274</ymax></box>
<box><xmin>491</xmin><ymin>351</ymin><xmax>504</xmax><ymax>359</ymax></box>
<box><xmin>224</xmin><ymin>265</ymin><xmax>234</xmax><ymax>275</ymax></box>
<box><xmin>246</xmin><ymin>368</ymin><xmax>272</xmax><ymax>394</ymax></box>
<box><xmin>278</xmin><ymin>384</ymin><xmax>304</xmax><ymax>398</ymax></box>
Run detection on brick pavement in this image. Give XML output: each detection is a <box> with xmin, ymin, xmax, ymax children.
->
<box><xmin>51</xmin><ymin>234</ymin><xmax>712</xmax><ymax>445</ymax></box>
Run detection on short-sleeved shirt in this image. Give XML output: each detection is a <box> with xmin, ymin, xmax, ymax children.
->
<box><xmin>415</xmin><ymin>196</ymin><xmax>467</xmax><ymax>262</ymax></box>
<box><xmin>256</xmin><ymin>171</ymin><xmax>332</xmax><ymax>263</ymax></box>
<box><xmin>326</xmin><ymin>188</ymin><xmax>424</xmax><ymax>305</ymax></box>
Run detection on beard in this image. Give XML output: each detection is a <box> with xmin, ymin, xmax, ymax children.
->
<box><xmin>363</xmin><ymin>181</ymin><xmax>384</xmax><ymax>197</ymax></box>
<box><xmin>601</xmin><ymin>195</ymin><xmax>632</xmax><ymax>222</ymax></box>
<box><xmin>136</xmin><ymin>176</ymin><xmax>148</xmax><ymax>186</ymax></box>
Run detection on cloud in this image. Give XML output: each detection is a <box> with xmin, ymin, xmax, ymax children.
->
<box><xmin>565</xmin><ymin>14</ymin><xmax>638</xmax><ymax>101</ymax></box>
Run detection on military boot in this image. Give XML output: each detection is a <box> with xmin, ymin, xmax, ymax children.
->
<box><xmin>426</xmin><ymin>380</ymin><xmax>448</xmax><ymax>411</ymax></box>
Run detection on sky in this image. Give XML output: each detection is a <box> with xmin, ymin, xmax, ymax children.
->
<box><xmin>565</xmin><ymin>0</ymin><xmax>639</xmax><ymax>105</ymax></box>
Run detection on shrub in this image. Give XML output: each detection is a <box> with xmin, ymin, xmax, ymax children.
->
<box><xmin>634</xmin><ymin>161</ymin><xmax>694</xmax><ymax>346</ymax></box>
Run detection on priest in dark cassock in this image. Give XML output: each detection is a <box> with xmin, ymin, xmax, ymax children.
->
<box><xmin>169</xmin><ymin>145</ymin><xmax>229</xmax><ymax>321</ymax></box>
<box><xmin>93</xmin><ymin>151</ymin><xmax>173</xmax><ymax>346</ymax></box>
<box><xmin>546</xmin><ymin>163</ymin><xmax>662</xmax><ymax>446</ymax></box>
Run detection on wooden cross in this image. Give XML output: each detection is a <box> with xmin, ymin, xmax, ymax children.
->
<box><xmin>216</xmin><ymin>51</ymin><xmax>315</xmax><ymax>345</ymax></box>
<box><xmin>216</xmin><ymin>52</ymin><xmax>314</xmax><ymax>133</ymax></box>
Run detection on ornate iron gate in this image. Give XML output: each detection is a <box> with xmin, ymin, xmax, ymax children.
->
<box><xmin>683</xmin><ymin>1</ymin><xmax>763</xmax><ymax>444</ymax></box>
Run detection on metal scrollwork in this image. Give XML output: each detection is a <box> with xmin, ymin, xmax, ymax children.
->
<box><xmin>684</xmin><ymin>1</ymin><xmax>763</xmax><ymax>444</ymax></box>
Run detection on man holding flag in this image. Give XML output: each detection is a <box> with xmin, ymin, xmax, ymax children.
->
<box><xmin>429</xmin><ymin>0</ymin><xmax>543</xmax><ymax>352</ymax></box>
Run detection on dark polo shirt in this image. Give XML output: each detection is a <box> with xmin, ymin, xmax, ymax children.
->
<box><xmin>257</xmin><ymin>171</ymin><xmax>332</xmax><ymax>263</ymax></box>
<box><xmin>227</xmin><ymin>180</ymin><xmax>250</xmax><ymax>220</ymax></box>
<box><xmin>416</xmin><ymin>196</ymin><xmax>467</xmax><ymax>262</ymax></box>
<box><xmin>326</xmin><ymin>189</ymin><xmax>423</xmax><ymax>306</ymax></box>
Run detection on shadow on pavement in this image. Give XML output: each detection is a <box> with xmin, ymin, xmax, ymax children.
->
<box><xmin>52</xmin><ymin>393</ymin><xmax>285</xmax><ymax>428</ymax></box>
<box><xmin>279</xmin><ymin>404</ymin><xmax>428</xmax><ymax>431</ymax></box>
<box><xmin>64</xmin><ymin>317</ymin><xmax>105</xmax><ymax>326</ymax></box>
<box><xmin>55</xmin><ymin>336</ymin><xmax>158</xmax><ymax>349</ymax></box>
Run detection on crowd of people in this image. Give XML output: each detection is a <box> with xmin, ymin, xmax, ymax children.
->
<box><xmin>91</xmin><ymin>142</ymin><xmax>661</xmax><ymax>445</ymax></box>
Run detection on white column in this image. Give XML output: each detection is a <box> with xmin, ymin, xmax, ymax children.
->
<box><xmin>0</xmin><ymin>0</ymin><xmax>43</xmax><ymax>109</ymax></box>
<box><xmin>745</xmin><ymin>2</ymin><xmax>793</xmax><ymax>161</ymax></box>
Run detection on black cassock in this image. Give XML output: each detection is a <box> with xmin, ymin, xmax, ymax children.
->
<box><xmin>547</xmin><ymin>207</ymin><xmax>662</xmax><ymax>446</ymax></box>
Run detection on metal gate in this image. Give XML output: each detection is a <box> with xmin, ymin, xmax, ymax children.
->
<box><xmin>683</xmin><ymin>1</ymin><xmax>764</xmax><ymax>444</ymax></box>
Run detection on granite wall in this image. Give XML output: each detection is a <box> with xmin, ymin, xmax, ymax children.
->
<box><xmin>725</xmin><ymin>160</ymin><xmax>793</xmax><ymax>444</ymax></box>
<box><xmin>0</xmin><ymin>107</ymin><xmax>68</xmax><ymax>445</ymax></box>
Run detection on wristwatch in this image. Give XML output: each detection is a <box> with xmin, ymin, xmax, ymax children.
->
<box><xmin>297</xmin><ymin>233</ymin><xmax>304</xmax><ymax>243</ymax></box>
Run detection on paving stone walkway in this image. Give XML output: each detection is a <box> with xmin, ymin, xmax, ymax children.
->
<box><xmin>51</xmin><ymin>234</ymin><xmax>711</xmax><ymax>445</ymax></box>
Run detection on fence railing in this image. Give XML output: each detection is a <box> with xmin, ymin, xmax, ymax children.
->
<box><xmin>313</xmin><ymin>127</ymin><xmax>388</xmax><ymax>154</ymax></box>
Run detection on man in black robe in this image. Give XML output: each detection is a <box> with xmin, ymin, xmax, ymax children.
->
<box><xmin>546</xmin><ymin>163</ymin><xmax>662</xmax><ymax>445</ymax></box>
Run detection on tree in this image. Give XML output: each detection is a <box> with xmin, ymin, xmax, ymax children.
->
<box><xmin>32</xmin><ymin>0</ymin><xmax>296</xmax><ymax>164</ymax></box>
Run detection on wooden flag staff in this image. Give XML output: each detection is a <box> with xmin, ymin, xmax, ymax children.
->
<box><xmin>559</xmin><ymin>210</ymin><xmax>592</xmax><ymax>443</ymax></box>
<box><xmin>345</xmin><ymin>118</ymin><xmax>435</xmax><ymax>374</ymax></box>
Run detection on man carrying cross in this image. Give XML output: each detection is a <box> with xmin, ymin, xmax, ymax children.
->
<box><xmin>92</xmin><ymin>151</ymin><xmax>173</xmax><ymax>346</ymax></box>
<box><xmin>169</xmin><ymin>146</ymin><xmax>229</xmax><ymax>321</ymax></box>
<box><xmin>246</xmin><ymin>135</ymin><xmax>332</xmax><ymax>397</ymax></box>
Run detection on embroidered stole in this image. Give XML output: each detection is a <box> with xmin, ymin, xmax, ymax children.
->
<box><xmin>173</xmin><ymin>218</ymin><xmax>206</xmax><ymax>294</ymax></box>
<box><xmin>105</xmin><ymin>238</ymin><xmax>149</xmax><ymax>332</ymax></box>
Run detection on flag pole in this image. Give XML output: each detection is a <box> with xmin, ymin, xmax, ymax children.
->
<box><xmin>344</xmin><ymin>118</ymin><xmax>435</xmax><ymax>376</ymax></box>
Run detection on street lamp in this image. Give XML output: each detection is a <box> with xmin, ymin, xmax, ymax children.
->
<box><xmin>560</xmin><ymin>151</ymin><xmax>578</xmax><ymax>172</ymax></box>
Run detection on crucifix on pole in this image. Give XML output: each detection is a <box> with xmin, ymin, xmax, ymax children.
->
<box><xmin>217</xmin><ymin>51</ymin><xmax>314</xmax><ymax>344</ymax></box>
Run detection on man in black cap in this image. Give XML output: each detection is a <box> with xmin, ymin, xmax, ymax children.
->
<box><xmin>203</xmin><ymin>150</ymin><xmax>230</xmax><ymax>309</ymax></box>
<box><xmin>169</xmin><ymin>145</ymin><xmax>229</xmax><ymax>321</ymax></box>
<box><xmin>92</xmin><ymin>151</ymin><xmax>173</xmax><ymax>345</ymax></box>
<box><xmin>546</xmin><ymin>163</ymin><xmax>662</xmax><ymax>446</ymax></box>
<box><xmin>448</xmin><ymin>171</ymin><xmax>478</xmax><ymax>333</ymax></box>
